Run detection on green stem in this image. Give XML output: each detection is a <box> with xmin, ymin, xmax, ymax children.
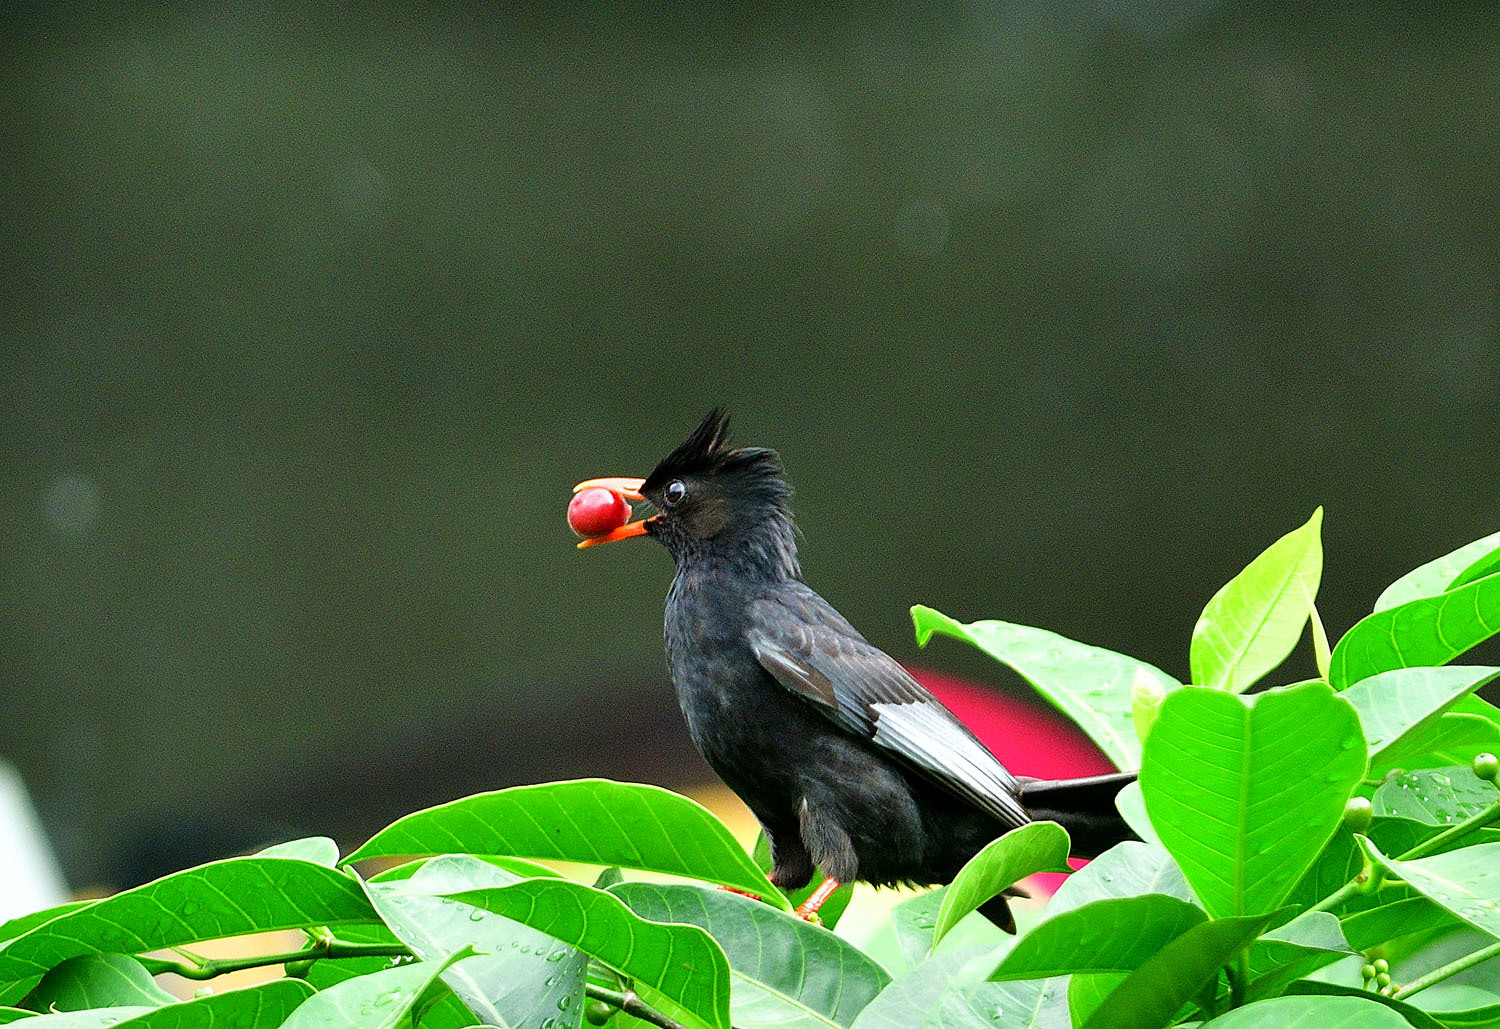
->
<box><xmin>1307</xmin><ymin>877</ymin><xmax>1365</xmax><ymax>915</ymax></box>
<box><xmin>1227</xmin><ymin>953</ymin><xmax>1248</xmax><ymax>1009</ymax></box>
<box><xmin>1393</xmin><ymin>938</ymin><xmax>1500</xmax><ymax>1001</ymax></box>
<box><xmin>138</xmin><ymin>940</ymin><xmax>409</xmax><ymax>980</ymax></box>
<box><xmin>1397</xmin><ymin>801</ymin><xmax>1500</xmax><ymax>861</ymax></box>
<box><xmin>585</xmin><ymin>984</ymin><xmax>689</xmax><ymax>1029</ymax></box>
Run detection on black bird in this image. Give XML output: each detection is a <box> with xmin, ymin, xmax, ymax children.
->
<box><xmin>575</xmin><ymin>410</ymin><xmax>1136</xmax><ymax>929</ymax></box>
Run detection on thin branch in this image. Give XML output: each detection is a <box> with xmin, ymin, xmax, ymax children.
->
<box><xmin>585</xmin><ymin>984</ymin><xmax>691</xmax><ymax>1029</ymax></box>
<box><xmin>139</xmin><ymin>940</ymin><xmax>409</xmax><ymax>980</ymax></box>
<box><xmin>1393</xmin><ymin>938</ymin><xmax>1500</xmax><ymax>1001</ymax></box>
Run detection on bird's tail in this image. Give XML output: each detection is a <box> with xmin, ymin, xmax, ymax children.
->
<box><xmin>1018</xmin><ymin>771</ymin><xmax>1139</xmax><ymax>859</ymax></box>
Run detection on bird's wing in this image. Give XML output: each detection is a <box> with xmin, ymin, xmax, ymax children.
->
<box><xmin>747</xmin><ymin>589</ymin><xmax>1030</xmax><ymax>830</ymax></box>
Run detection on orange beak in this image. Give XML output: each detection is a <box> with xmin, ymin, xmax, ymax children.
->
<box><xmin>572</xmin><ymin>477</ymin><xmax>653</xmax><ymax>549</ymax></box>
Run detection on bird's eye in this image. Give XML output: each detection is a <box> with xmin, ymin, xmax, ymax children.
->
<box><xmin>664</xmin><ymin>480</ymin><xmax>687</xmax><ymax>507</ymax></box>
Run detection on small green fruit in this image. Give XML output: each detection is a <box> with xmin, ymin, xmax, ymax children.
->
<box><xmin>1344</xmin><ymin>796</ymin><xmax>1374</xmax><ymax>831</ymax></box>
<box><xmin>1360</xmin><ymin>963</ymin><xmax>1377</xmax><ymax>981</ymax></box>
<box><xmin>1373</xmin><ymin>958</ymin><xmax>1389</xmax><ymax>974</ymax></box>
<box><xmin>585</xmin><ymin>999</ymin><xmax>615</xmax><ymax>1025</ymax></box>
<box><xmin>1473</xmin><ymin>752</ymin><xmax>1499</xmax><ymax>783</ymax></box>
<box><xmin>1376</xmin><ymin>972</ymin><xmax>1392</xmax><ymax>987</ymax></box>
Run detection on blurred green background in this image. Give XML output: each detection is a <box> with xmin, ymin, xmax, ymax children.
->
<box><xmin>3</xmin><ymin>2</ymin><xmax>1499</xmax><ymax>889</ymax></box>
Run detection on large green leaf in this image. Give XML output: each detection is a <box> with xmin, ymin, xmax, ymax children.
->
<box><xmin>0</xmin><ymin>858</ymin><xmax>377</xmax><ymax>1005</ymax></box>
<box><xmin>0</xmin><ymin>905</ymin><xmax>92</xmax><ymax>948</ymax></box>
<box><xmin>345</xmin><ymin>779</ymin><xmax>785</xmax><ymax>910</ymax></box>
<box><xmin>29</xmin><ymin>955</ymin><xmax>177</xmax><ymax>1011</ymax></box>
<box><xmin>987</xmin><ymin>895</ymin><xmax>1205</xmax><ymax>981</ymax></box>
<box><xmin>1201</xmin><ymin>994</ymin><xmax>1411</xmax><ymax>1027</ymax></box>
<box><xmin>256</xmin><ymin>837</ymin><xmax>340</xmax><ymax>866</ymax></box>
<box><xmin>1340</xmin><ymin>667</ymin><xmax>1500</xmax><ymax>772</ymax></box>
<box><xmin>1</xmin><ymin>1009</ymin><xmax>153</xmax><ymax>1027</ymax></box>
<box><xmin>845</xmin><ymin>947</ymin><xmax>990</xmax><ymax>1029</ymax></box>
<box><xmin>112</xmin><ymin>980</ymin><xmax>315</xmax><ymax>1029</ymax></box>
<box><xmin>279</xmin><ymin>948</ymin><xmax>473</xmax><ymax>1029</ymax></box>
<box><xmin>1359</xmin><ymin>837</ymin><xmax>1500</xmax><ymax>941</ymax></box>
<box><xmin>1045</xmin><ymin>841</ymin><xmax>1193</xmax><ymax>915</ymax></box>
<box><xmin>611</xmin><ymin>883</ymin><xmax>889</xmax><ymax>1029</ymax></box>
<box><xmin>1282</xmin><ymin>982</ymin><xmax>1447</xmax><ymax>1029</ymax></box>
<box><xmin>1079</xmin><ymin>911</ymin><xmax>1277</xmax><ymax>1029</ymax></box>
<box><xmin>930</xmin><ymin>823</ymin><xmax>1070</xmax><ymax>952</ymax></box>
<box><xmin>927</xmin><ymin>976</ymin><xmax>1070</xmax><ymax>1029</ymax></box>
<box><xmin>363</xmin><ymin>855</ymin><xmax>587</xmax><ymax>1028</ymax></box>
<box><xmin>1330</xmin><ymin>572</ymin><xmax>1500</xmax><ymax>690</ymax></box>
<box><xmin>911</xmin><ymin>606</ymin><xmax>1178</xmax><ymax>770</ymax></box>
<box><xmin>442</xmin><ymin>878</ymin><xmax>731</xmax><ymax>1029</ymax></box>
<box><xmin>1140</xmin><ymin>682</ymin><xmax>1366</xmax><ymax>919</ymax></box>
<box><xmin>1372</xmin><ymin>767</ymin><xmax>1499</xmax><ymax>825</ymax></box>
<box><xmin>1376</xmin><ymin>531</ymin><xmax>1500</xmax><ymax>612</ymax></box>
<box><xmin>1189</xmin><ymin>508</ymin><xmax>1323</xmax><ymax>693</ymax></box>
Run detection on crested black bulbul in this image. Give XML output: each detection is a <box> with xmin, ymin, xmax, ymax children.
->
<box><xmin>575</xmin><ymin>410</ymin><xmax>1137</xmax><ymax>929</ymax></box>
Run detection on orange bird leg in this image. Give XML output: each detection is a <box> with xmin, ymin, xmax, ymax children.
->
<box><xmin>794</xmin><ymin>878</ymin><xmax>842</xmax><ymax>920</ymax></box>
<box><xmin>716</xmin><ymin>885</ymin><xmax>762</xmax><ymax>902</ymax></box>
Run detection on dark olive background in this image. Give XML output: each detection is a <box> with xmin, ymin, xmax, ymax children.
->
<box><xmin>3</xmin><ymin>2</ymin><xmax>1499</xmax><ymax>887</ymax></box>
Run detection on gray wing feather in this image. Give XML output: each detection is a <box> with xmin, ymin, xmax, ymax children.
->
<box><xmin>747</xmin><ymin>592</ymin><xmax>1030</xmax><ymax>830</ymax></box>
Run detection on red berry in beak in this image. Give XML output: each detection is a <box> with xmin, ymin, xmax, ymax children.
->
<box><xmin>568</xmin><ymin>487</ymin><xmax>632</xmax><ymax>538</ymax></box>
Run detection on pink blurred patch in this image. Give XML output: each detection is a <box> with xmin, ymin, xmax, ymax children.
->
<box><xmin>907</xmin><ymin>666</ymin><xmax>1118</xmax><ymax>897</ymax></box>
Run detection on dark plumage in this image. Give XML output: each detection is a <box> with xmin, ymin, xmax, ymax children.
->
<box><xmin>580</xmin><ymin>410</ymin><xmax>1136</xmax><ymax>930</ymax></box>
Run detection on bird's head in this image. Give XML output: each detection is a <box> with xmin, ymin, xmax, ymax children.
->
<box><xmin>573</xmin><ymin>408</ymin><xmax>800</xmax><ymax>577</ymax></box>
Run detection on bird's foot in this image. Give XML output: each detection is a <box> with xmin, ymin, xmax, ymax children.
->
<box><xmin>716</xmin><ymin>885</ymin><xmax>762</xmax><ymax>902</ymax></box>
<box><xmin>793</xmin><ymin>877</ymin><xmax>842</xmax><ymax>921</ymax></box>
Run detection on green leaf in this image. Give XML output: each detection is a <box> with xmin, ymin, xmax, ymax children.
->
<box><xmin>987</xmin><ymin>895</ymin><xmax>1205</xmax><ymax>981</ymax></box>
<box><xmin>345</xmin><ymin>779</ymin><xmax>786</xmax><ymax>910</ymax></box>
<box><xmin>1358</xmin><ymin>837</ymin><xmax>1500</xmax><ymax>941</ymax></box>
<box><xmin>1199</xmin><ymin>994</ymin><xmax>1412</xmax><ymax>1027</ymax></box>
<box><xmin>362</xmin><ymin>855</ymin><xmax>587</xmax><ymax>1028</ymax></box>
<box><xmin>1339</xmin><ymin>896</ymin><xmax>1459</xmax><ymax>951</ymax></box>
<box><xmin>1140</xmin><ymin>682</ymin><xmax>1367</xmax><ymax>919</ymax></box>
<box><xmin>887</xmin><ymin>890</ymin><xmax>946</xmax><ymax>972</ymax></box>
<box><xmin>1045</xmin><ymin>841</ymin><xmax>1193</xmax><ymax>915</ymax></box>
<box><xmin>911</xmin><ymin>605</ymin><xmax>1178</xmax><ymax>770</ymax></box>
<box><xmin>1080</xmin><ymin>911</ymin><xmax>1277</xmax><ymax>1029</ymax></box>
<box><xmin>1340</xmin><ymin>667</ymin><xmax>1500</xmax><ymax>772</ymax></box>
<box><xmin>1330</xmin><ymin>572</ymin><xmax>1500</xmax><ymax>690</ymax></box>
<box><xmin>1453</xmin><ymin>548</ymin><xmax>1500</xmax><ymax>593</ymax></box>
<box><xmin>927</xmin><ymin>975</ymin><xmax>1069</xmax><ymax>1029</ymax></box>
<box><xmin>751</xmin><ymin>834</ymin><xmax>852</xmax><ymax>928</ymax></box>
<box><xmin>931</xmin><ymin>823</ymin><xmax>1070</xmax><ymax>952</ymax></box>
<box><xmin>1112</xmin><ymin>781</ymin><xmax>1161</xmax><ymax>846</ymax></box>
<box><xmin>0</xmin><ymin>858</ymin><xmax>377</xmax><ymax>1005</ymax></box>
<box><xmin>279</xmin><ymin>947</ymin><xmax>473</xmax><ymax>1029</ymax></box>
<box><xmin>113</xmin><ymin>980</ymin><xmax>315</xmax><ymax>1029</ymax></box>
<box><xmin>442</xmin><ymin>878</ymin><xmax>732</xmax><ymax>1029</ymax></box>
<box><xmin>1376</xmin><ymin>531</ymin><xmax>1500</xmax><ymax>612</ymax></box>
<box><xmin>0</xmin><ymin>905</ymin><xmax>92</xmax><ymax>949</ymax></box>
<box><xmin>1246</xmin><ymin>912</ymin><xmax>1354</xmax><ymax>999</ymax></box>
<box><xmin>1380</xmin><ymin>714</ymin><xmax>1500</xmax><ymax>773</ymax></box>
<box><xmin>611</xmin><ymin>882</ymin><xmax>889</xmax><ymax>1029</ymax></box>
<box><xmin>1372</xmin><ymin>767</ymin><xmax>1499</xmax><ymax>825</ymax></box>
<box><xmin>1281</xmin><ymin>981</ymin><xmax>1447</xmax><ymax>1029</ymax></box>
<box><xmin>1</xmin><ymin>1009</ymin><xmax>154</xmax><ymax>1027</ymax></box>
<box><xmin>0</xmin><ymin>1010</ymin><xmax>33</xmax><ymax>1024</ymax></box>
<box><xmin>845</xmin><ymin>947</ymin><xmax>995</xmax><ymax>1029</ymax></box>
<box><xmin>1067</xmin><ymin>973</ymin><xmax>1125</xmax><ymax>1028</ymax></box>
<box><xmin>1190</xmin><ymin>508</ymin><xmax>1324</xmax><ymax>693</ymax></box>
<box><xmin>29</xmin><ymin>955</ymin><xmax>177</xmax><ymax>1011</ymax></box>
<box><xmin>256</xmin><ymin>837</ymin><xmax>340</xmax><ymax>865</ymax></box>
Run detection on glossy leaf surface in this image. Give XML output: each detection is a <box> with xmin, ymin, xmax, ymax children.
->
<box><xmin>346</xmin><ymin>779</ymin><xmax>784</xmax><ymax>909</ymax></box>
<box><xmin>1140</xmin><ymin>682</ymin><xmax>1366</xmax><ymax>918</ymax></box>
<box><xmin>912</xmin><ymin>605</ymin><xmax>1177</xmax><ymax>770</ymax></box>
<box><xmin>1376</xmin><ymin>531</ymin><xmax>1500</xmax><ymax>612</ymax></box>
<box><xmin>1189</xmin><ymin>508</ymin><xmax>1323</xmax><ymax>693</ymax></box>
<box><xmin>987</xmin><ymin>895</ymin><xmax>1205</xmax><ymax>981</ymax></box>
<box><xmin>1330</xmin><ymin>573</ymin><xmax>1500</xmax><ymax>690</ymax></box>
<box><xmin>931</xmin><ymin>823</ymin><xmax>1070</xmax><ymax>952</ymax></box>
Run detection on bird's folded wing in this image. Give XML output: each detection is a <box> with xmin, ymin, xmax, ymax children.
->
<box><xmin>748</xmin><ymin>594</ymin><xmax>1030</xmax><ymax>830</ymax></box>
